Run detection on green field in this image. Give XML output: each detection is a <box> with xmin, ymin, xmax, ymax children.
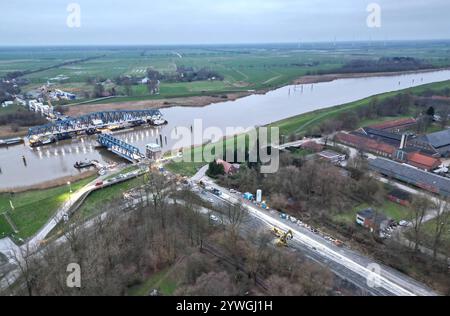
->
<box><xmin>2</xmin><ymin>43</ymin><xmax>450</xmax><ymax>104</ymax></box>
<box><xmin>0</xmin><ymin>176</ymin><xmax>95</xmax><ymax>241</ymax></box>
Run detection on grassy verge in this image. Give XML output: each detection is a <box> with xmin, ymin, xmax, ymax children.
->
<box><xmin>0</xmin><ymin>176</ymin><xmax>96</xmax><ymax>240</ymax></box>
<box><xmin>127</xmin><ymin>268</ymin><xmax>177</xmax><ymax>296</ymax></box>
<box><xmin>76</xmin><ymin>176</ymin><xmax>145</xmax><ymax>220</ymax></box>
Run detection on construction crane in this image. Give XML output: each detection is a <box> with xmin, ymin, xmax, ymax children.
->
<box><xmin>271</xmin><ymin>227</ymin><xmax>294</xmax><ymax>247</ymax></box>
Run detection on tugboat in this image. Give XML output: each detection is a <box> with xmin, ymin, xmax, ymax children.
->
<box><xmin>74</xmin><ymin>160</ymin><xmax>95</xmax><ymax>169</ymax></box>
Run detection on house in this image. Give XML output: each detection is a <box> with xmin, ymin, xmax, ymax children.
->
<box><xmin>410</xmin><ymin>129</ymin><xmax>450</xmax><ymax>158</ymax></box>
<box><xmin>405</xmin><ymin>152</ymin><xmax>441</xmax><ymax>171</ymax></box>
<box><xmin>367</xmin><ymin>118</ymin><xmax>417</xmax><ymax>133</ymax></box>
<box><xmin>356</xmin><ymin>208</ymin><xmax>390</xmax><ymax>233</ymax></box>
<box><xmin>317</xmin><ymin>150</ymin><xmax>346</xmax><ymax>164</ymax></box>
<box><xmin>216</xmin><ymin>159</ymin><xmax>239</xmax><ymax>175</ymax></box>
<box><xmin>387</xmin><ymin>189</ymin><xmax>411</xmax><ymax>207</ymax></box>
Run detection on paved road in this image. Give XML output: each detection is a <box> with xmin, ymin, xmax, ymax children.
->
<box><xmin>191</xmin><ymin>169</ymin><xmax>437</xmax><ymax>296</ymax></box>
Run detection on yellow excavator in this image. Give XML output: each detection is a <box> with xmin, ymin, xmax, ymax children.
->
<box><xmin>271</xmin><ymin>227</ymin><xmax>294</xmax><ymax>247</ymax></box>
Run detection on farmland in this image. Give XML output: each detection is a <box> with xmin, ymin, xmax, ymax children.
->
<box><xmin>2</xmin><ymin>41</ymin><xmax>450</xmax><ymax>105</ymax></box>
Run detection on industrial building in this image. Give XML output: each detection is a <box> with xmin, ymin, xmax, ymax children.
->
<box><xmin>317</xmin><ymin>150</ymin><xmax>346</xmax><ymax>164</ymax></box>
<box><xmin>410</xmin><ymin>129</ymin><xmax>450</xmax><ymax>158</ymax></box>
<box><xmin>369</xmin><ymin>158</ymin><xmax>450</xmax><ymax>197</ymax></box>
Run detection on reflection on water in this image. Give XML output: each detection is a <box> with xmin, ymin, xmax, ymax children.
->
<box><xmin>1</xmin><ymin>70</ymin><xmax>450</xmax><ymax>189</ymax></box>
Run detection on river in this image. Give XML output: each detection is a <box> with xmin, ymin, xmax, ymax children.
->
<box><xmin>1</xmin><ymin>69</ymin><xmax>450</xmax><ymax>189</ymax></box>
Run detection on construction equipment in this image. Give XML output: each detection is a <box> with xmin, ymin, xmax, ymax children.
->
<box><xmin>272</xmin><ymin>227</ymin><xmax>294</xmax><ymax>247</ymax></box>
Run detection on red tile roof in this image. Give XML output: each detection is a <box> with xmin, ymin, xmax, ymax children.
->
<box><xmin>368</xmin><ymin>118</ymin><xmax>417</xmax><ymax>131</ymax></box>
<box><xmin>216</xmin><ymin>159</ymin><xmax>236</xmax><ymax>174</ymax></box>
<box><xmin>406</xmin><ymin>152</ymin><xmax>441</xmax><ymax>171</ymax></box>
<box><xmin>335</xmin><ymin>133</ymin><xmax>396</xmax><ymax>156</ymax></box>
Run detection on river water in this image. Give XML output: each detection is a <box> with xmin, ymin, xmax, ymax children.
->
<box><xmin>1</xmin><ymin>70</ymin><xmax>450</xmax><ymax>189</ymax></box>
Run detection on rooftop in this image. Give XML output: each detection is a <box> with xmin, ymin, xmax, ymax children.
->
<box><xmin>368</xmin><ymin>118</ymin><xmax>417</xmax><ymax>131</ymax></box>
<box><xmin>406</xmin><ymin>152</ymin><xmax>441</xmax><ymax>170</ymax></box>
<box><xmin>369</xmin><ymin>158</ymin><xmax>450</xmax><ymax>197</ymax></box>
<box><xmin>420</xmin><ymin>129</ymin><xmax>450</xmax><ymax>148</ymax></box>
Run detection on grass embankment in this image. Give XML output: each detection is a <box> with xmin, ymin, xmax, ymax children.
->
<box><xmin>0</xmin><ymin>176</ymin><xmax>95</xmax><ymax>241</ymax></box>
<box><xmin>273</xmin><ymin>79</ymin><xmax>450</xmax><ymax>136</ymax></box>
<box><xmin>76</xmin><ymin>176</ymin><xmax>145</xmax><ymax>220</ymax></box>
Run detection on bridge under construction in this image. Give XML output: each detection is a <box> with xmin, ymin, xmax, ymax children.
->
<box><xmin>97</xmin><ymin>133</ymin><xmax>145</xmax><ymax>163</ymax></box>
<box><xmin>28</xmin><ymin>109</ymin><xmax>164</xmax><ymax>138</ymax></box>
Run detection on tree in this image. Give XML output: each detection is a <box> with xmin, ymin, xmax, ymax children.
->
<box><xmin>207</xmin><ymin>160</ymin><xmax>224</xmax><ymax>178</ymax></box>
<box><xmin>411</xmin><ymin>195</ymin><xmax>433</xmax><ymax>251</ymax></box>
<box><xmin>181</xmin><ymin>271</ymin><xmax>237</xmax><ymax>296</ymax></box>
<box><xmin>93</xmin><ymin>83</ymin><xmax>105</xmax><ymax>98</ymax></box>
<box><xmin>426</xmin><ymin>106</ymin><xmax>435</xmax><ymax>117</ymax></box>
<box><xmin>431</xmin><ymin>199</ymin><xmax>450</xmax><ymax>260</ymax></box>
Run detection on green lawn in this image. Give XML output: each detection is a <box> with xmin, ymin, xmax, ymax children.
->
<box><xmin>0</xmin><ymin>214</ymin><xmax>14</xmax><ymax>238</ymax></box>
<box><xmin>0</xmin><ymin>176</ymin><xmax>95</xmax><ymax>240</ymax></box>
<box><xmin>333</xmin><ymin>200</ymin><xmax>413</xmax><ymax>225</ymax></box>
<box><xmin>128</xmin><ymin>268</ymin><xmax>177</xmax><ymax>296</ymax></box>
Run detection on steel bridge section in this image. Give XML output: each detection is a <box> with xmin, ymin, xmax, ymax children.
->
<box><xmin>28</xmin><ymin>109</ymin><xmax>162</xmax><ymax>137</ymax></box>
<box><xmin>97</xmin><ymin>133</ymin><xmax>144</xmax><ymax>162</ymax></box>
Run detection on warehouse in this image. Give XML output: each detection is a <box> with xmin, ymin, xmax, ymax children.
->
<box><xmin>411</xmin><ymin>129</ymin><xmax>450</xmax><ymax>158</ymax></box>
<box><xmin>369</xmin><ymin>158</ymin><xmax>450</xmax><ymax>197</ymax></box>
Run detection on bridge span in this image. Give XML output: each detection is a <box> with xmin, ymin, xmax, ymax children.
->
<box><xmin>28</xmin><ymin>109</ymin><xmax>163</xmax><ymax>138</ymax></box>
<box><xmin>97</xmin><ymin>133</ymin><xmax>145</xmax><ymax>163</ymax></box>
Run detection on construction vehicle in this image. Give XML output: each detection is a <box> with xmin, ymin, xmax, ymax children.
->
<box><xmin>271</xmin><ymin>227</ymin><xmax>294</xmax><ymax>247</ymax></box>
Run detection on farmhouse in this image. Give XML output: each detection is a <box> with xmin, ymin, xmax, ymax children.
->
<box><xmin>216</xmin><ymin>159</ymin><xmax>240</xmax><ymax>175</ymax></box>
<box><xmin>356</xmin><ymin>208</ymin><xmax>390</xmax><ymax>233</ymax></box>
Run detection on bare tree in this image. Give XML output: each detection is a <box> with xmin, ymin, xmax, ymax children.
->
<box><xmin>431</xmin><ymin>198</ymin><xmax>450</xmax><ymax>260</ymax></box>
<box><xmin>411</xmin><ymin>195</ymin><xmax>434</xmax><ymax>251</ymax></box>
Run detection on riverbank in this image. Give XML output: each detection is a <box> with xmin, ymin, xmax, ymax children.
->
<box><xmin>292</xmin><ymin>68</ymin><xmax>450</xmax><ymax>85</ymax></box>
<box><xmin>0</xmin><ymin>170</ymin><xmax>97</xmax><ymax>194</ymax></box>
<box><xmin>65</xmin><ymin>68</ymin><xmax>450</xmax><ymax>117</ymax></box>
<box><xmin>166</xmin><ymin>78</ymin><xmax>450</xmax><ymax>177</ymax></box>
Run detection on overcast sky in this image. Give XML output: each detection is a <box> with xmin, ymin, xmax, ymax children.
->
<box><xmin>1</xmin><ymin>0</ymin><xmax>449</xmax><ymax>46</ymax></box>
